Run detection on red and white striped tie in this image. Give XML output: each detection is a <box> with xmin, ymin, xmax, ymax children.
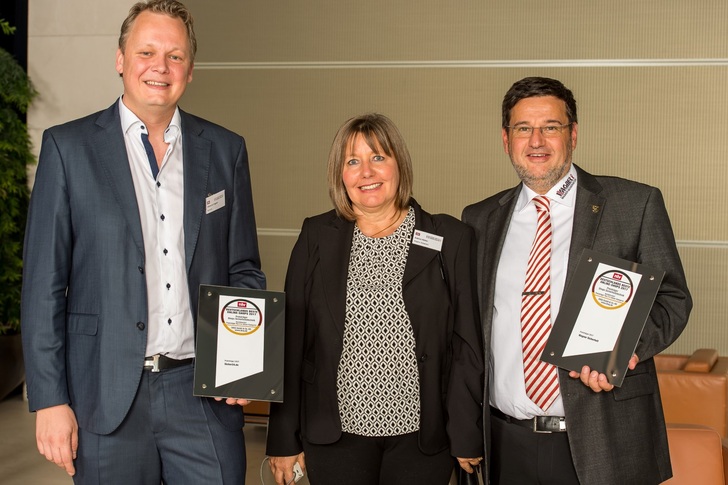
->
<box><xmin>521</xmin><ymin>195</ymin><xmax>560</xmax><ymax>411</ymax></box>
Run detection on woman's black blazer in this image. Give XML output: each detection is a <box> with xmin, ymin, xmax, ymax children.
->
<box><xmin>266</xmin><ymin>199</ymin><xmax>484</xmax><ymax>458</ymax></box>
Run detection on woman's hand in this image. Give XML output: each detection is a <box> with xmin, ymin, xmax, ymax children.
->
<box><xmin>457</xmin><ymin>456</ymin><xmax>483</xmax><ymax>473</ymax></box>
<box><xmin>269</xmin><ymin>452</ymin><xmax>306</xmax><ymax>485</ymax></box>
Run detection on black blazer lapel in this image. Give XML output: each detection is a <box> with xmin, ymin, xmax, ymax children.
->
<box><xmin>318</xmin><ymin>214</ymin><xmax>354</xmax><ymax>338</ymax></box>
<box><xmin>94</xmin><ymin>103</ymin><xmax>145</xmax><ymax>256</ymax></box>
<box><xmin>403</xmin><ymin>201</ymin><xmax>440</xmax><ymax>288</ymax></box>
<box><xmin>180</xmin><ymin>111</ymin><xmax>212</xmax><ymax>272</ymax></box>
<box><xmin>564</xmin><ymin>166</ymin><xmax>606</xmax><ymax>290</ymax></box>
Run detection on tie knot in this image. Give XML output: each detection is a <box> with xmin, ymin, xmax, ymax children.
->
<box><xmin>533</xmin><ymin>195</ymin><xmax>550</xmax><ymax>213</ymax></box>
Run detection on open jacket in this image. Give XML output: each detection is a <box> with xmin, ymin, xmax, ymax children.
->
<box><xmin>462</xmin><ymin>164</ymin><xmax>692</xmax><ymax>485</ymax></box>
<box><xmin>21</xmin><ymin>102</ymin><xmax>265</xmax><ymax>434</ymax></box>
<box><xmin>266</xmin><ymin>199</ymin><xmax>484</xmax><ymax>458</ymax></box>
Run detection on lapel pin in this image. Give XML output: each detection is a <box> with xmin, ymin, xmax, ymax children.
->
<box><xmin>592</xmin><ymin>205</ymin><xmax>600</xmax><ymax>213</ymax></box>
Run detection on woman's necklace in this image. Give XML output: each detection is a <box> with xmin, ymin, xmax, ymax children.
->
<box><xmin>363</xmin><ymin>209</ymin><xmax>402</xmax><ymax>237</ymax></box>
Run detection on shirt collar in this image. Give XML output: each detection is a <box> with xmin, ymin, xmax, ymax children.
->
<box><xmin>118</xmin><ymin>96</ymin><xmax>181</xmax><ymax>143</ymax></box>
<box><xmin>516</xmin><ymin>163</ymin><xmax>578</xmax><ymax>213</ymax></box>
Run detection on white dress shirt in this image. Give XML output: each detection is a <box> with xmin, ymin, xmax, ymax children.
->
<box><xmin>119</xmin><ymin>97</ymin><xmax>195</xmax><ymax>360</ymax></box>
<box><xmin>490</xmin><ymin>165</ymin><xmax>578</xmax><ymax>419</ymax></box>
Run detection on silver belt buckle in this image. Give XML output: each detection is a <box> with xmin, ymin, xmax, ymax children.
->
<box><xmin>144</xmin><ymin>354</ymin><xmax>161</xmax><ymax>373</ymax></box>
<box><xmin>533</xmin><ymin>416</ymin><xmax>567</xmax><ymax>433</ymax></box>
<box><xmin>533</xmin><ymin>417</ymin><xmax>552</xmax><ymax>434</ymax></box>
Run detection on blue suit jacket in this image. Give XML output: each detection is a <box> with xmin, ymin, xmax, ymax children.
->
<box><xmin>462</xmin><ymin>165</ymin><xmax>692</xmax><ymax>485</ymax></box>
<box><xmin>21</xmin><ymin>102</ymin><xmax>266</xmax><ymax>435</ymax></box>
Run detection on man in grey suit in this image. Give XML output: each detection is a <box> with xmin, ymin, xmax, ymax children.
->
<box><xmin>462</xmin><ymin>77</ymin><xmax>691</xmax><ymax>485</ymax></box>
<box><xmin>21</xmin><ymin>1</ymin><xmax>265</xmax><ymax>483</ymax></box>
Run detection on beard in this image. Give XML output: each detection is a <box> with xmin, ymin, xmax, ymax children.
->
<box><xmin>509</xmin><ymin>143</ymin><xmax>573</xmax><ymax>194</ymax></box>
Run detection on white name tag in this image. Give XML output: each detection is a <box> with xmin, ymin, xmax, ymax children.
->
<box><xmin>206</xmin><ymin>190</ymin><xmax>225</xmax><ymax>214</ymax></box>
<box><xmin>412</xmin><ymin>230</ymin><xmax>443</xmax><ymax>252</ymax></box>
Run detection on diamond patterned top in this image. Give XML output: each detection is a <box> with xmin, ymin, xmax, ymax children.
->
<box><xmin>337</xmin><ymin>207</ymin><xmax>421</xmax><ymax>436</ymax></box>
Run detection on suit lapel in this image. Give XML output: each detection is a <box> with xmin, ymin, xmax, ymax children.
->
<box><xmin>564</xmin><ymin>165</ymin><xmax>606</xmax><ymax>290</ymax></box>
<box><xmin>483</xmin><ymin>188</ymin><xmax>519</xmax><ymax>310</ymax></box>
<box><xmin>180</xmin><ymin>111</ymin><xmax>212</xmax><ymax>272</ymax></box>
<box><xmin>403</xmin><ymin>202</ymin><xmax>439</xmax><ymax>288</ymax></box>
<box><xmin>318</xmin><ymin>214</ymin><xmax>354</xmax><ymax>338</ymax></box>
<box><xmin>94</xmin><ymin>103</ymin><xmax>145</xmax><ymax>255</ymax></box>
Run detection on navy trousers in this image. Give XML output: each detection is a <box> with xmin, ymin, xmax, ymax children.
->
<box><xmin>74</xmin><ymin>364</ymin><xmax>246</xmax><ymax>484</ymax></box>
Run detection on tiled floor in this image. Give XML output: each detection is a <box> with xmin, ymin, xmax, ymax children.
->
<box><xmin>0</xmin><ymin>388</ymin><xmax>271</xmax><ymax>484</ymax></box>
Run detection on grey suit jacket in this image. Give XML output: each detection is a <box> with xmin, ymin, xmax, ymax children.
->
<box><xmin>462</xmin><ymin>165</ymin><xmax>692</xmax><ymax>485</ymax></box>
<box><xmin>21</xmin><ymin>102</ymin><xmax>266</xmax><ymax>435</ymax></box>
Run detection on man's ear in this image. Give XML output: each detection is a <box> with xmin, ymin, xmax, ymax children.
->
<box><xmin>570</xmin><ymin>122</ymin><xmax>578</xmax><ymax>150</ymax></box>
<box><xmin>115</xmin><ymin>49</ymin><xmax>124</xmax><ymax>77</ymax></box>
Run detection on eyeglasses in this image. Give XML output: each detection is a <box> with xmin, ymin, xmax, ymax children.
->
<box><xmin>507</xmin><ymin>123</ymin><xmax>572</xmax><ymax>138</ymax></box>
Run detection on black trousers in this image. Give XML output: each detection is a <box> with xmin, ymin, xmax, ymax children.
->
<box><xmin>303</xmin><ymin>431</ymin><xmax>453</xmax><ymax>485</ymax></box>
<box><xmin>490</xmin><ymin>412</ymin><xmax>580</xmax><ymax>485</ymax></box>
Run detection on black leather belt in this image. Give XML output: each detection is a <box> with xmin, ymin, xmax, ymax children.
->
<box><xmin>143</xmin><ymin>354</ymin><xmax>194</xmax><ymax>373</ymax></box>
<box><xmin>491</xmin><ymin>406</ymin><xmax>567</xmax><ymax>433</ymax></box>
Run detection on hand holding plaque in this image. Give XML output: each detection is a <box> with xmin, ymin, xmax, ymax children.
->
<box><xmin>193</xmin><ymin>285</ymin><xmax>285</xmax><ymax>402</ymax></box>
<box><xmin>541</xmin><ymin>249</ymin><xmax>664</xmax><ymax>387</ymax></box>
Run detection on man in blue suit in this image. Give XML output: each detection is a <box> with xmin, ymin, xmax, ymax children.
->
<box><xmin>21</xmin><ymin>1</ymin><xmax>265</xmax><ymax>483</ymax></box>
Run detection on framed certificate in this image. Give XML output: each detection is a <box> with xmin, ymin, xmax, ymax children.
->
<box><xmin>541</xmin><ymin>249</ymin><xmax>664</xmax><ymax>387</ymax></box>
<box><xmin>193</xmin><ymin>285</ymin><xmax>285</xmax><ymax>402</ymax></box>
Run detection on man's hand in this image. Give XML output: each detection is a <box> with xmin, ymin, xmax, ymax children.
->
<box><xmin>35</xmin><ymin>404</ymin><xmax>79</xmax><ymax>476</ymax></box>
<box><xmin>569</xmin><ymin>354</ymin><xmax>639</xmax><ymax>392</ymax></box>
<box><xmin>269</xmin><ymin>453</ymin><xmax>306</xmax><ymax>485</ymax></box>
<box><xmin>214</xmin><ymin>397</ymin><xmax>251</xmax><ymax>406</ymax></box>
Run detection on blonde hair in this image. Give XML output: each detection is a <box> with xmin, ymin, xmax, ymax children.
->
<box><xmin>119</xmin><ymin>0</ymin><xmax>197</xmax><ymax>61</ymax></box>
<box><xmin>327</xmin><ymin>113</ymin><xmax>414</xmax><ymax>221</ymax></box>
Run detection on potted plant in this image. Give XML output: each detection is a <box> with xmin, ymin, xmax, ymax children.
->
<box><xmin>0</xmin><ymin>18</ymin><xmax>36</xmax><ymax>400</ymax></box>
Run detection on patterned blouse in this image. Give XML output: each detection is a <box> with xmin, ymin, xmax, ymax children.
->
<box><xmin>337</xmin><ymin>207</ymin><xmax>421</xmax><ymax>437</ymax></box>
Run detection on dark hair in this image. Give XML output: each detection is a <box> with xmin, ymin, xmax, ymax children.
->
<box><xmin>502</xmin><ymin>77</ymin><xmax>578</xmax><ymax>128</ymax></box>
<box><xmin>327</xmin><ymin>113</ymin><xmax>414</xmax><ymax>221</ymax></box>
<box><xmin>119</xmin><ymin>0</ymin><xmax>197</xmax><ymax>61</ymax></box>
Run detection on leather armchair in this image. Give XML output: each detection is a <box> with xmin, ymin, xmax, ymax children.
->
<box><xmin>656</xmin><ymin>349</ymin><xmax>728</xmax><ymax>484</ymax></box>
<box><xmin>664</xmin><ymin>424</ymin><xmax>725</xmax><ymax>484</ymax></box>
<box><xmin>655</xmin><ymin>348</ymin><xmax>728</xmax><ymax>437</ymax></box>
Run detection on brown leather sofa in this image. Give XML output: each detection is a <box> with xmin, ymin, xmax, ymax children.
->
<box><xmin>656</xmin><ymin>349</ymin><xmax>728</xmax><ymax>484</ymax></box>
<box><xmin>664</xmin><ymin>424</ymin><xmax>725</xmax><ymax>484</ymax></box>
<box><xmin>655</xmin><ymin>348</ymin><xmax>728</xmax><ymax>437</ymax></box>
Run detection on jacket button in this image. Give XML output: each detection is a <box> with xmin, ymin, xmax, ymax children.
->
<box><xmin>138</xmin><ymin>266</ymin><xmax>144</xmax><ymax>274</ymax></box>
<box><xmin>136</xmin><ymin>322</ymin><xmax>145</xmax><ymax>331</ymax></box>
<box><xmin>420</xmin><ymin>354</ymin><xmax>428</xmax><ymax>362</ymax></box>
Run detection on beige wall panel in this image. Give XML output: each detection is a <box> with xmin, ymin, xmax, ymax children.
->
<box><xmin>258</xmin><ymin>236</ymin><xmax>296</xmax><ymax>292</ymax></box>
<box><xmin>28</xmin><ymin>36</ymin><xmax>123</xmax><ymax>138</ymax></box>
<box><xmin>188</xmin><ymin>1</ymin><xmax>728</xmax><ymax>62</ymax></box>
<box><xmin>26</xmin><ymin>0</ymin><xmax>725</xmax><ymax>357</ymax></box>
<box><xmin>666</xmin><ymin>247</ymin><xmax>728</xmax><ymax>355</ymax></box>
<box><xmin>181</xmin><ymin>66</ymin><xmax>726</xmax><ymax>242</ymax></box>
<box><xmin>29</xmin><ymin>1</ymin><xmax>135</xmax><ymax>37</ymax></box>
<box><xmin>555</xmin><ymin>66</ymin><xmax>728</xmax><ymax>243</ymax></box>
<box><xmin>182</xmin><ymin>62</ymin><xmax>723</xmax><ymax>354</ymax></box>
<box><xmin>180</xmin><ymin>67</ymin><xmax>503</xmax><ymax>226</ymax></box>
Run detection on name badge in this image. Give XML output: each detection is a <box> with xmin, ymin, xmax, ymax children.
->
<box><xmin>206</xmin><ymin>190</ymin><xmax>225</xmax><ymax>214</ymax></box>
<box><xmin>412</xmin><ymin>230</ymin><xmax>443</xmax><ymax>252</ymax></box>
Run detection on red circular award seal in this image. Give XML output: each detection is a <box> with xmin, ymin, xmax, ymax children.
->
<box><xmin>591</xmin><ymin>270</ymin><xmax>634</xmax><ymax>310</ymax></box>
<box><xmin>220</xmin><ymin>299</ymin><xmax>262</xmax><ymax>335</ymax></box>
